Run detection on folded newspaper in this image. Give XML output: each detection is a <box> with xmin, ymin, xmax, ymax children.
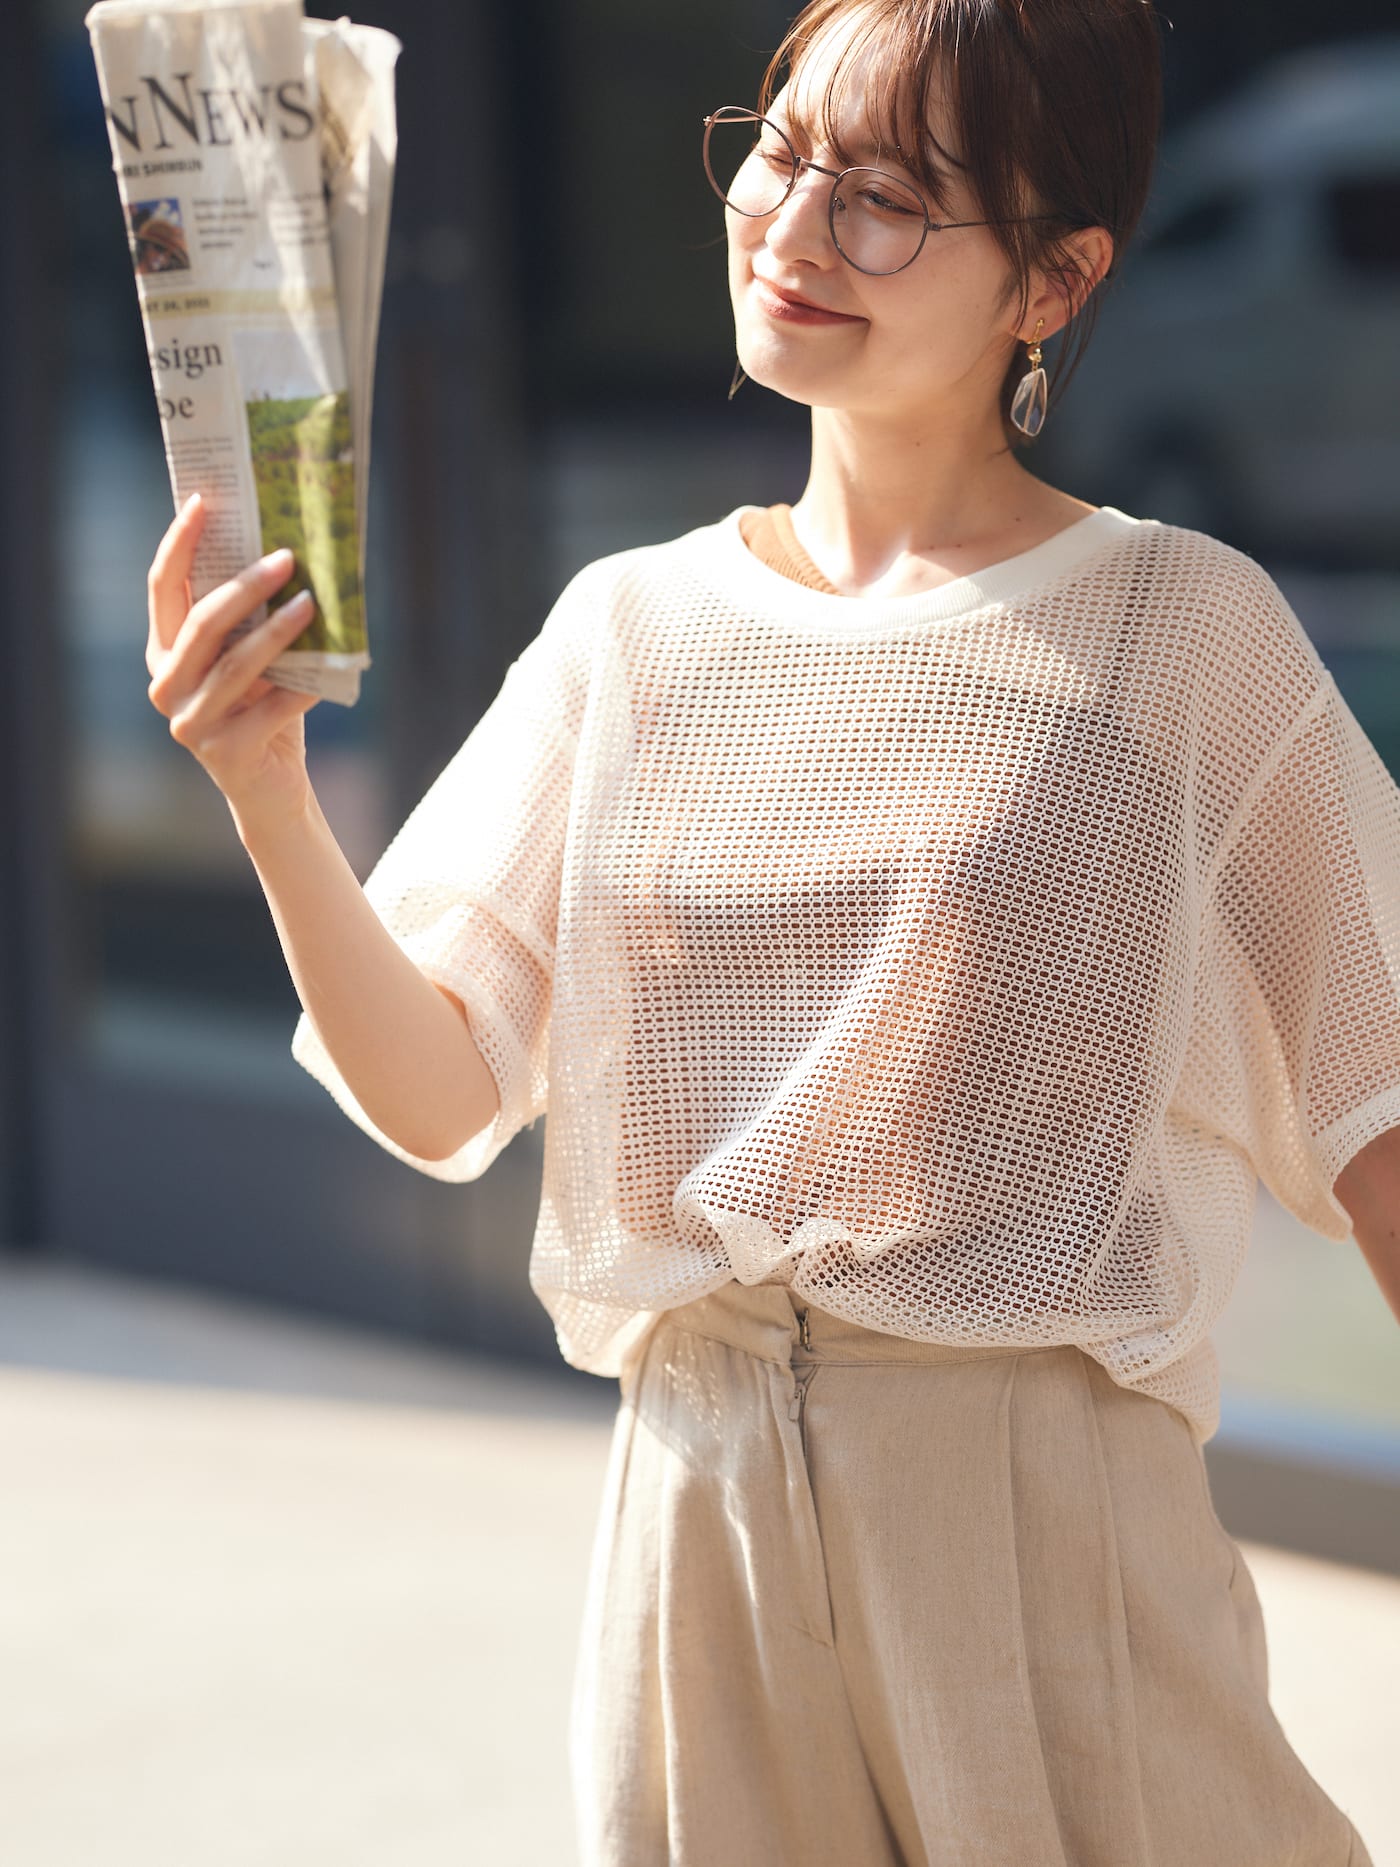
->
<box><xmin>84</xmin><ymin>0</ymin><xmax>402</xmax><ymax>707</ymax></box>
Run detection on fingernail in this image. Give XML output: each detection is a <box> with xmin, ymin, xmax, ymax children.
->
<box><xmin>183</xmin><ymin>491</ymin><xmax>201</xmax><ymax>513</ymax></box>
<box><xmin>260</xmin><ymin>547</ymin><xmax>294</xmax><ymax>573</ymax></box>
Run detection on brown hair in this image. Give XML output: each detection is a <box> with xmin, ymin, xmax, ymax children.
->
<box><xmin>755</xmin><ymin>0</ymin><xmax>1165</xmax><ymax>448</ymax></box>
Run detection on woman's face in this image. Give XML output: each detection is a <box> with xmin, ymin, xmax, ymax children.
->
<box><xmin>726</xmin><ymin>25</ymin><xmax>1033</xmax><ymax>424</ymax></box>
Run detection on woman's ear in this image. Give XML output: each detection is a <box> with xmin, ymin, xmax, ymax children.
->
<box><xmin>1023</xmin><ymin>224</ymin><xmax>1115</xmax><ymax>343</ymax></box>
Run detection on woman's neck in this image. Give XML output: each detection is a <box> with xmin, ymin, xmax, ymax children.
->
<box><xmin>788</xmin><ymin>405</ymin><xmax>1096</xmax><ymax>599</ymax></box>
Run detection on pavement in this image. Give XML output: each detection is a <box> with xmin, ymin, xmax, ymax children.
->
<box><xmin>0</xmin><ymin>1255</ymin><xmax>1395</xmax><ymax>1867</ymax></box>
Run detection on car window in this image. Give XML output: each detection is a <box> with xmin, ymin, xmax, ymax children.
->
<box><xmin>1323</xmin><ymin>173</ymin><xmax>1400</xmax><ymax>277</ymax></box>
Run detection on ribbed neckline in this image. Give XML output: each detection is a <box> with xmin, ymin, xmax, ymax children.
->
<box><xmin>694</xmin><ymin>502</ymin><xmax>1152</xmax><ymax>634</ymax></box>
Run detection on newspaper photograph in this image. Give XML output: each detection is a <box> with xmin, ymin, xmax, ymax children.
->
<box><xmin>84</xmin><ymin>0</ymin><xmax>402</xmax><ymax>707</ymax></box>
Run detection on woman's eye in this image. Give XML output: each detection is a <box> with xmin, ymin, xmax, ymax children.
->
<box><xmin>859</xmin><ymin>187</ymin><xmax>919</xmax><ymax>217</ymax></box>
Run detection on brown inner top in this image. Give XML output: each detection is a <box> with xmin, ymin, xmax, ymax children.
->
<box><xmin>738</xmin><ymin>504</ymin><xmax>841</xmax><ymax>595</ymax></box>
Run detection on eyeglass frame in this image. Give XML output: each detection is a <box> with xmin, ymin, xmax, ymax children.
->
<box><xmin>702</xmin><ymin>105</ymin><xmax>1072</xmax><ymax>277</ymax></box>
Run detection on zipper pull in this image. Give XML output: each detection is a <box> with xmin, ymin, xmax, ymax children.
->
<box><xmin>798</xmin><ymin>1306</ymin><xmax>812</xmax><ymax>1351</ymax></box>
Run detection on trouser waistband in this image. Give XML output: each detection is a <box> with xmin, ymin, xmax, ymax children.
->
<box><xmin>661</xmin><ymin>1278</ymin><xmax>1065</xmax><ymax>1369</ymax></box>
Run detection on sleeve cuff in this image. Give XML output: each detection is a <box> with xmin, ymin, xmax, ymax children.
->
<box><xmin>289</xmin><ymin>957</ymin><xmax>543</xmax><ymax>1184</ymax></box>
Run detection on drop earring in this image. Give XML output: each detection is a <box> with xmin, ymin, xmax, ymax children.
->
<box><xmin>727</xmin><ymin>356</ymin><xmax>747</xmax><ymax>401</ymax></box>
<box><xmin>1009</xmin><ymin>318</ymin><xmax>1048</xmax><ymax>437</ymax></box>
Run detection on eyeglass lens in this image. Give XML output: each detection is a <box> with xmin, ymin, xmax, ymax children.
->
<box><xmin>704</xmin><ymin>111</ymin><xmax>928</xmax><ymax>275</ymax></box>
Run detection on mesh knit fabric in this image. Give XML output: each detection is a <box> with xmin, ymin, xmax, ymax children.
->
<box><xmin>291</xmin><ymin>503</ymin><xmax>1400</xmax><ymax>1445</ymax></box>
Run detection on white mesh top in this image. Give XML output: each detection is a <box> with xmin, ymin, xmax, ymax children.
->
<box><xmin>291</xmin><ymin>501</ymin><xmax>1400</xmax><ymax>1445</ymax></box>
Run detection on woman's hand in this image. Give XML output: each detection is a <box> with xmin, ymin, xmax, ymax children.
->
<box><xmin>145</xmin><ymin>492</ymin><xmax>323</xmax><ymax>846</ymax></box>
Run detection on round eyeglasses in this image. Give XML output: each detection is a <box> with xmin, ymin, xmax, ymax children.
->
<box><xmin>702</xmin><ymin>105</ymin><xmax>1068</xmax><ymax>278</ymax></box>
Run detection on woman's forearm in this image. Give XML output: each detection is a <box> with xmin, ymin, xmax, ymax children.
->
<box><xmin>237</xmin><ymin>791</ymin><xmax>499</xmax><ymax>1160</ymax></box>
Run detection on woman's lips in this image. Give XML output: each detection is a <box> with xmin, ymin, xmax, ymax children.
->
<box><xmin>752</xmin><ymin>277</ymin><xmax>864</xmax><ymax>325</ymax></box>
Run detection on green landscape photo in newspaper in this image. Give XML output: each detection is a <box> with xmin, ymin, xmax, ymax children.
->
<box><xmin>246</xmin><ymin>388</ymin><xmax>364</xmax><ymax>655</ymax></box>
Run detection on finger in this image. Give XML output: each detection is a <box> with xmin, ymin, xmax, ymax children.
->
<box><xmin>147</xmin><ymin>492</ymin><xmax>208</xmax><ymax>658</ymax></box>
<box><xmin>165</xmin><ymin>585</ymin><xmax>315</xmax><ymax>739</ymax></box>
<box><xmin>232</xmin><ymin>671</ymin><xmax>278</xmax><ymax>711</ymax></box>
<box><xmin>224</xmin><ymin>682</ymin><xmax>321</xmax><ymax>745</ymax></box>
<box><xmin>225</xmin><ymin>661</ymin><xmax>323</xmax><ymax>720</ymax></box>
<box><xmin>154</xmin><ymin>551</ymin><xmax>304</xmax><ymax>712</ymax></box>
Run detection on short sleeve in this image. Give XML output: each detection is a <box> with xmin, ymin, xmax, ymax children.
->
<box><xmin>1202</xmin><ymin>653</ymin><xmax>1400</xmax><ymax>1240</ymax></box>
<box><xmin>290</xmin><ymin>563</ymin><xmax>600</xmax><ymax>1182</ymax></box>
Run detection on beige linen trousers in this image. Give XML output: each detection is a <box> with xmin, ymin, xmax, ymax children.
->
<box><xmin>568</xmin><ymin>1279</ymin><xmax>1373</xmax><ymax>1867</ymax></box>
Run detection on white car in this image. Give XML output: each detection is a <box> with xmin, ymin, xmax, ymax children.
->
<box><xmin>1040</xmin><ymin>36</ymin><xmax>1400</xmax><ymax>567</ymax></box>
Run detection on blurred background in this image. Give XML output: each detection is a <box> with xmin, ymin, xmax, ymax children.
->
<box><xmin>1</xmin><ymin>0</ymin><xmax>1397</xmax><ymax>1860</ymax></box>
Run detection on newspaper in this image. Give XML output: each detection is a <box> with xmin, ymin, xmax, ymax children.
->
<box><xmin>84</xmin><ymin>0</ymin><xmax>402</xmax><ymax>707</ymax></box>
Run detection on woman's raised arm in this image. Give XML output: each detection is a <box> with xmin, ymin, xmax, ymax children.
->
<box><xmin>240</xmin><ymin>796</ymin><xmax>499</xmax><ymax>1162</ymax></box>
<box><xmin>145</xmin><ymin>492</ymin><xmax>499</xmax><ymax>1164</ymax></box>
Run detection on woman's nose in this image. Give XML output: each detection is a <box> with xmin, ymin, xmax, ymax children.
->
<box><xmin>761</xmin><ymin>167</ymin><xmax>838</xmax><ymax>266</ymax></box>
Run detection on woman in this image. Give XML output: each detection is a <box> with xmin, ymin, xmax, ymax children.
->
<box><xmin>143</xmin><ymin>2</ymin><xmax>1391</xmax><ymax>1861</ymax></box>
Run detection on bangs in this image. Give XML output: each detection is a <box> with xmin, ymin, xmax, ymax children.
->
<box><xmin>757</xmin><ymin>2</ymin><xmax>964</xmax><ymax>215</ymax></box>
